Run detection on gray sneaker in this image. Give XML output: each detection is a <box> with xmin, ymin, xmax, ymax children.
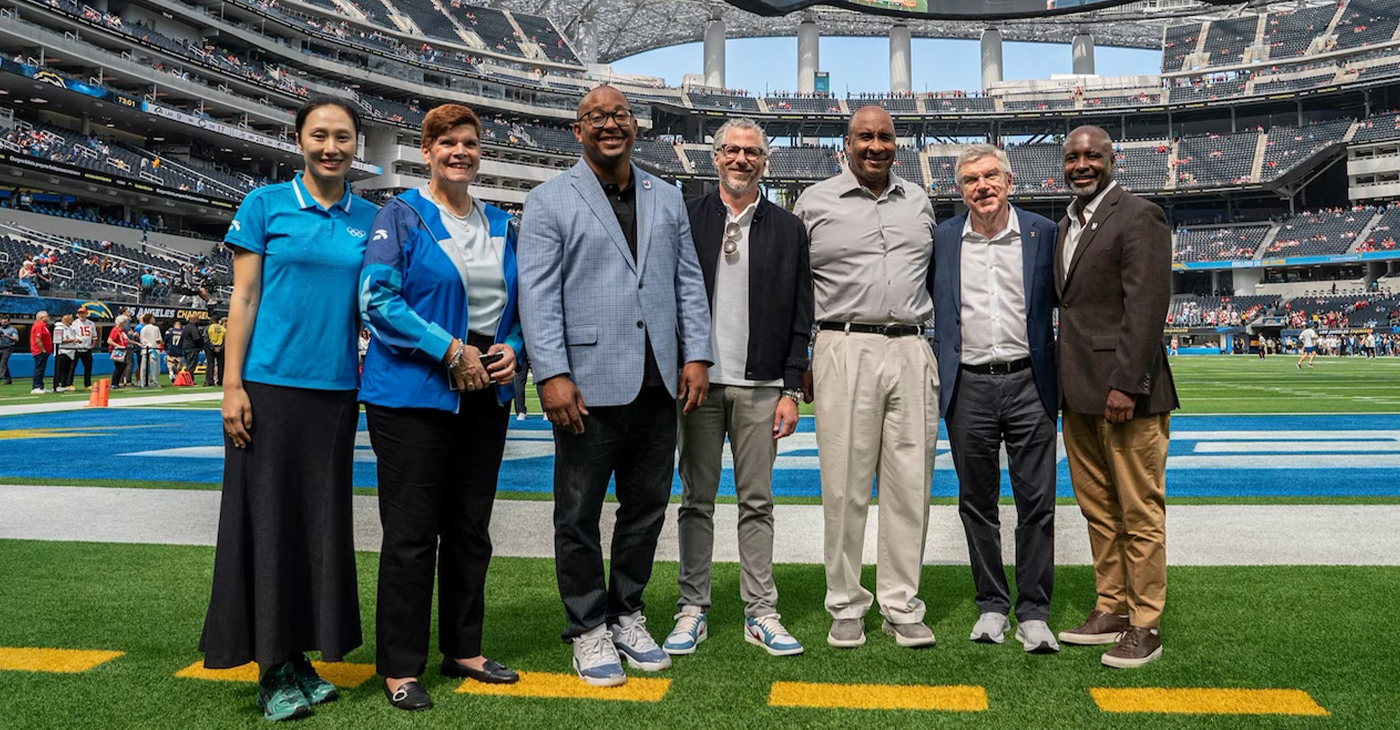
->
<box><xmin>609</xmin><ymin>612</ymin><xmax>672</xmax><ymax>671</ymax></box>
<box><xmin>826</xmin><ymin>618</ymin><xmax>866</xmax><ymax>648</ymax></box>
<box><xmin>572</xmin><ymin>624</ymin><xmax>626</xmax><ymax>687</ymax></box>
<box><xmin>970</xmin><ymin>612</ymin><xmax>1010</xmax><ymax>644</ymax></box>
<box><xmin>882</xmin><ymin>620</ymin><xmax>936</xmax><ymax>648</ymax></box>
<box><xmin>1014</xmin><ymin>620</ymin><xmax>1060</xmax><ymax>654</ymax></box>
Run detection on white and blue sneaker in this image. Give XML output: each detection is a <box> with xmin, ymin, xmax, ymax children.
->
<box><xmin>572</xmin><ymin>624</ymin><xmax>627</xmax><ymax>687</ymax></box>
<box><xmin>663</xmin><ymin>605</ymin><xmax>707</xmax><ymax>656</ymax></box>
<box><xmin>745</xmin><ymin>613</ymin><xmax>804</xmax><ymax>656</ymax></box>
<box><xmin>609</xmin><ymin>612</ymin><xmax>672</xmax><ymax>671</ymax></box>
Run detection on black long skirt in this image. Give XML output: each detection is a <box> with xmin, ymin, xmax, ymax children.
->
<box><xmin>199</xmin><ymin>381</ymin><xmax>363</xmax><ymax>668</ymax></box>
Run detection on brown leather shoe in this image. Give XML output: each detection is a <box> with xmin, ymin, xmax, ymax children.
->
<box><xmin>1057</xmin><ymin>609</ymin><xmax>1130</xmax><ymax>645</ymax></box>
<box><xmin>1101</xmin><ymin>626</ymin><xmax>1162</xmax><ymax>669</ymax></box>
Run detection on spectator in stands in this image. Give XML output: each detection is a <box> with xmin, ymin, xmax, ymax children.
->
<box><xmin>0</xmin><ymin>316</ymin><xmax>15</xmax><ymax>385</ymax></box>
<box><xmin>205</xmin><ymin>318</ymin><xmax>225</xmax><ymax>387</ymax></box>
<box><xmin>360</xmin><ymin>102</ymin><xmax>524</xmax><ymax>711</ymax></box>
<box><xmin>71</xmin><ymin>306</ymin><xmax>97</xmax><ymax>390</ymax></box>
<box><xmin>666</xmin><ymin>118</ymin><xmax>812</xmax><ymax>659</ymax></box>
<box><xmin>17</xmin><ymin>260</ymin><xmax>37</xmax><ymax>296</ymax></box>
<box><xmin>200</xmin><ymin>96</ymin><xmax>373</xmax><ymax>723</ymax></box>
<box><xmin>137</xmin><ymin>313</ymin><xmax>161</xmax><ymax>388</ymax></box>
<box><xmin>52</xmin><ymin>313</ymin><xmax>77</xmax><ymax>393</ymax></box>
<box><xmin>29</xmin><ymin>310</ymin><xmax>51</xmax><ymax>394</ymax></box>
<box><xmin>518</xmin><ymin>86</ymin><xmax>711</xmax><ymax>688</ymax></box>
<box><xmin>793</xmin><ymin>106</ymin><xmax>937</xmax><ymax>651</ymax></box>
<box><xmin>1055</xmin><ymin>125</ymin><xmax>1177</xmax><ymax>670</ymax></box>
<box><xmin>139</xmin><ymin>268</ymin><xmax>155</xmax><ymax>297</ymax></box>
<box><xmin>107</xmin><ymin>315</ymin><xmax>130</xmax><ymax>390</ymax></box>
<box><xmin>932</xmin><ymin>144</ymin><xmax>1060</xmax><ymax>654</ymax></box>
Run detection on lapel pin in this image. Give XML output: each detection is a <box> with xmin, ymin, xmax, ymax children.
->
<box><xmin>642</xmin><ymin>179</ymin><xmax>651</xmax><ymax>190</ymax></box>
<box><xmin>1029</xmin><ymin>231</ymin><xmax>1036</xmax><ymax>238</ymax></box>
<box><xmin>1091</xmin><ymin>222</ymin><xmax>1099</xmax><ymax>231</ymax></box>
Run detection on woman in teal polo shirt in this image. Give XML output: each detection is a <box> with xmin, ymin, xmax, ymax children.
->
<box><xmin>199</xmin><ymin>97</ymin><xmax>377</xmax><ymax>722</ymax></box>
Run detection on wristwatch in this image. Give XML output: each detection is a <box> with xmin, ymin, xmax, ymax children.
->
<box><xmin>781</xmin><ymin>388</ymin><xmax>801</xmax><ymax>404</ymax></box>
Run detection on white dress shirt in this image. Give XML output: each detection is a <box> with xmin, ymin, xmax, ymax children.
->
<box><xmin>959</xmin><ymin>209</ymin><xmax>1030</xmax><ymax>365</ymax></box>
<box><xmin>1062</xmin><ymin>180</ymin><xmax>1118</xmax><ymax>280</ymax></box>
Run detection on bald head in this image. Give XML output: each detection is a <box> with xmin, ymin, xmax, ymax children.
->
<box><xmin>848</xmin><ymin>105</ymin><xmax>893</xmax><ymax>138</ymax></box>
<box><xmin>574</xmin><ymin>84</ymin><xmax>635</xmax><ymax>180</ymax></box>
<box><xmin>846</xmin><ymin>105</ymin><xmax>896</xmax><ymax>193</ymax></box>
<box><xmin>1063</xmin><ymin>125</ymin><xmax>1115</xmax><ymax>199</ymax></box>
<box><xmin>578</xmin><ymin>85</ymin><xmax>627</xmax><ymax>117</ymax></box>
<box><xmin>1065</xmin><ymin>125</ymin><xmax>1113</xmax><ymax>154</ymax></box>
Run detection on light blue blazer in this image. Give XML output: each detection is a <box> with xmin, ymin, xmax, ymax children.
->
<box><xmin>517</xmin><ymin>159</ymin><xmax>712</xmax><ymax>407</ymax></box>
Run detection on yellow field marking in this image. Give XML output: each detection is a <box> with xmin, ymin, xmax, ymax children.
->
<box><xmin>1091</xmin><ymin>688</ymin><xmax>1328</xmax><ymax>716</ymax></box>
<box><xmin>455</xmin><ymin>671</ymin><xmax>670</xmax><ymax>702</ymax></box>
<box><xmin>175</xmin><ymin>661</ymin><xmax>375</xmax><ymax>688</ymax></box>
<box><xmin>0</xmin><ymin>648</ymin><xmax>124</xmax><ymax>673</ymax></box>
<box><xmin>768</xmin><ymin>681</ymin><xmax>988</xmax><ymax>711</ymax></box>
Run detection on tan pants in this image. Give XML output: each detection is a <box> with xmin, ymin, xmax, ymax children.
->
<box><xmin>1061</xmin><ymin>410</ymin><xmax>1170</xmax><ymax>628</ymax></box>
<box><xmin>813</xmin><ymin>330</ymin><xmax>938</xmax><ymax>623</ymax></box>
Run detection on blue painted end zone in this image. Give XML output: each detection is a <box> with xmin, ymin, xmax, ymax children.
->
<box><xmin>0</xmin><ymin>409</ymin><xmax>1396</xmax><ymax>498</ymax></box>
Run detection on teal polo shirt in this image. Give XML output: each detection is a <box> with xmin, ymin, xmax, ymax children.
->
<box><xmin>225</xmin><ymin>174</ymin><xmax>376</xmax><ymax>391</ymax></box>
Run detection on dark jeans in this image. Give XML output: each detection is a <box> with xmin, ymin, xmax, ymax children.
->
<box><xmin>54</xmin><ymin>353</ymin><xmax>73</xmax><ymax>389</ymax></box>
<box><xmin>204</xmin><ymin>346</ymin><xmax>222</xmax><ymax>385</ymax></box>
<box><xmin>74</xmin><ymin>350</ymin><xmax>93</xmax><ymax>388</ymax></box>
<box><xmin>553</xmin><ymin>386</ymin><xmax>677</xmax><ymax>641</ymax></box>
<box><xmin>30</xmin><ymin>351</ymin><xmax>47</xmax><ymax>390</ymax></box>
<box><xmin>0</xmin><ymin>349</ymin><xmax>11</xmax><ymax>382</ymax></box>
<box><xmin>110</xmin><ymin>358</ymin><xmax>127</xmax><ymax>387</ymax></box>
<box><xmin>365</xmin><ymin>386</ymin><xmax>509</xmax><ymax>678</ymax></box>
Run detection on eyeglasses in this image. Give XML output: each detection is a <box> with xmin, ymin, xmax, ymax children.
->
<box><xmin>959</xmin><ymin>169</ymin><xmax>1005</xmax><ymax>188</ymax></box>
<box><xmin>717</xmin><ymin>145</ymin><xmax>765</xmax><ymax>160</ymax></box>
<box><xmin>576</xmin><ymin>109</ymin><xmax>633</xmax><ymax>128</ymax></box>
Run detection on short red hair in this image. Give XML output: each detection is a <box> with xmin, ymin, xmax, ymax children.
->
<box><xmin>421</xmin><ymin>103</ymin><xmax>481</xmax><ymax>149</ymax></box>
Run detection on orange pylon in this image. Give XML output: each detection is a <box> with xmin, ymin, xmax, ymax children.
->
<box><xmin>87</xmin><ymin>378</ymin><xmax>110</xmax><ymax>407</ymax></box>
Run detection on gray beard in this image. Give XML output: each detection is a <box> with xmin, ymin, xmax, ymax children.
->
<box><xmin>719</xmin><ymin>175</ymin><xmax>758</xmax><ymax>198</ymax></box>
<box><xmin>1069</xmin><ymin>179</ymin><xmax>1100</xmax><ymax>197</ymax></box>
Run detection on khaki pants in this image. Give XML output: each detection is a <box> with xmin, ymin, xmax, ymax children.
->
<box><xmin>813</xmin><ymin>330</ymin><xmax>938</xmax><ymax>623</ymax></box>
<box><xmin>1061</xmin><ymin>410</ymin><xmax>1170</xmax><ymax>628</ymax></box>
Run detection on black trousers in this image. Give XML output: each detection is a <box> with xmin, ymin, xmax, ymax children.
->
<box><xmin>946</xmin><ymin>367</ymin><xmax>1057</xmax><ymax>622</ymax></box>
<box><xmin>110</xmin><ymin>358</ymin><xmax>127</xmax><ymax>386</ymax></box>
<box><xmin>366</xmin><ymin>386</ymin><xmax>509</xmax><ymax>678</ymax></box>
<box><xmin>54</xmin><ymin>353</ymin><xmax>73</xmax><ymax>388</ymax></box>
<box><xmin>553</xmin><ymin>386</ymin><xmax>676</xmax><ymax>641</ymax></box>
<box><xmin>74</xmin><ymin>350</ymin><xmax>93</xmax><ymax>388</ymax></box>
<box><xmin>204</xmin><ymin>345</ymin><xmax>222</xmax><ymax>385</ymax></box>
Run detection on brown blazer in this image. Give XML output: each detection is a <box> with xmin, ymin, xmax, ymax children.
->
<box><xmin>1055</xmin><ymin>184</ymin><xmax>1179</xmax><ymax>417</ymax></box>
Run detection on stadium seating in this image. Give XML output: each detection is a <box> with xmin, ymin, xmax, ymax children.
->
<box><xmin>925</xmin><ymin>156</ymin><xmax>958</xmax><ymax>193</ymax></box>
<box><xmin>923</xmin><ymin>96</ymin><xmax>996</xmax><ymax>113</ymax></box>
<box><xmin>858</xmin><ymin>96</ymin><xmax>918</xmax><ymax>113</ymax></box>
<box><xmin>1002</xmin><ymin>97</ymin><xmax>1075</xmax><ymax>111</ymax></box>
<box><xmin>390</xmin><ymin>0</ymin><xmax>466</xmax><ymax>44</ymax></box>
<box><xmin>454</xmin><ymin>5</ymin><xmax>526</xmax><ymax>57</ymax></box>
<box><xmin>1260</xmin><ymin>119</ymin><xmax>1352</xmax><ymax>181</ymax></box>
<box><xmin>1006</xmin><ymin>144</ymin><xmax>1069</xmax><ymax>194</ymax></box>
<box><xmin>630</xmin><ymin>138</ymin><xmax>686</xmax><ymax>175</ymax></box>
<box><xmin>1356</xmin><ymin>204</ymin><xmax>1400</xmax><ymax>251</ymax></box>
<box><xmin>1175</xmin><ymin>131</ymin><xmax>1259</xmax><ymax>187</ymax></box>
<box><xmin>1332</xmin><ymin>0</ymin><xmax>1400</xmax><ymax>52</ymax></box>
<box><xmin>1114</xmin><ymin>146</ymin><xmax>1171</xmax><ymax>191</ymax></box>
<box><xmin>688</xmin><ymin>92</ymin><xmax>761</xmax><ymax>112</ymax></box>
<box><xmin>893</xmin><ymin>148</ymin><xmax>925</xmax><ymax>188</ymax></box>
<box><xmin>763</xmin><ymin>95</ymin><xmax>842</xmax><ymax>114</ymax></box>
<box><xmin>1169</xmin><ymin>81</ymin><xmax>1248</xmax><ymax>103</ymax></box>
<box><xmin>1268</xmin><ymin>207</ymin><xmax>1379</xmax><ymax>257</ymax></box>
<box><xmin>1264</xmin><ymin>5</ymin><xmax>1338</xmax><ymax>60</ymax></box>
<box><xmin>1174</xmin><ymin>224</ymin><xmax>1271</xmax><ymax>262</ymax></box>
<box><xmin>1169</xmin><ymin>294</ymin><xmax>1280</xmax><ymax>326</ymax></box>
<box><xmin>1162</xmin><ymin>23</ymin><xmax>1200</xmax><ymax>72</ymax></box>
<box><xmin>1203</xmin><ymin>16</ymin><xmax>1260</xmax><ymax>68</ymax></box>
<box><xmin>765</xmin><ymin>148</ymin><xmax>843</xmax><ymax>179</ymax></box>
<box><xmin>1082</xmin><ymin>92</ymin><xmax>1162</xmax><ymax>109</ymax></box>
<box><xmin>1350</xmin><ymin>112</ymin><xmax>1400</xmax><ymax>143</ymax></box>
<box><xmin>1253</xmin><ymin>73</ymin><xmax>1335</xmax><ymax>96</ymax></box>
<box><xmin>513</xmin><ymin>13</ymin><xmax>580</xmax><ymax>65</ymax></box>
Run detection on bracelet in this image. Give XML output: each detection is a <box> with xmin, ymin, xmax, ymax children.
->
<box><xmin>781</xmin><ymin>388</ymin><xmax>801</xmax><ymax>404</ymax></box>
<box><xmin>445</xmin><ymin>341</ymin><xmax>464</xmax><ymax>371</ymax></box>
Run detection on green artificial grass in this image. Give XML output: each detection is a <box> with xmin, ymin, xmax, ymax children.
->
<box><xmin>0</xmin><ymin>540</ymin><xmax>1394</xmax><ymax>728</ymax></box>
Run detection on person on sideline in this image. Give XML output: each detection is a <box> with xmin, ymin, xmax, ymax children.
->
<box><xmin>793</xmin><ymin>105</ymin><xmax>938</xmax><ymax>650</ymax></box>
<box><xmin>518</xmin><ymin>86</ymin><xmax>712</xmax><ymax>687</ymax></box>
<box><xmin>360</xmin><ymin>103</ymin><xmax>525</xmax><ymax>712</ymax></box>
<box><xmin>199</xmin><ymin>97</ymin><xmax>376</xmax><ymax>721</ymax></box>
<box><xmin>930</xmin><ymin>145</ymin><xmax>1060</xmax><ymax>653</ymax></box>
<box><xmin>137</xmin><ymin>314</ymin><xmax>162</xmax><ymax>388</ymax></box>
<box><xmin>1054</xmin><ymin>125</ymin><xmax>1179</xmax><ymax>669</ymax></box>
<box><xmin>665</xmin><ymin>118</ymin><xmax>813</xmax><ymax>658</ymax></box>
<box><xmin>71</xmin><ymin>306</ymin><xmax>98</xmax><ymax>389</ymax></box>
<box><xmin>205</xmin><ymin>318</ymin><xmax>226</xmax><ymax>386</ymax></box>
<box><xmin>28</xmin><ymin>310</ymin><xmax>50</xmax><ymax>393</ymax></box>
<box><xmin>0</xmin><ymin>316</ymin><xmax>17</xmax><ymax>385</ymax></box>
<box><xmin>52</xmin><ymin>313</ymin><xmax>77</xmax><ymax>393</ymax></box>
<box><xmin>1297</xmin><ymin>324</ymin><xmax>1318</xmax><ymax>369</ymax></box>
<box><xmin>107</xmin><ymin>315</ymin><xmax>131</xmax><ymax>390</ymax></box>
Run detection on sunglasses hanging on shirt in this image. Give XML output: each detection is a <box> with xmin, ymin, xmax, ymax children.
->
<box><xmin>723</xmin><ymin>221</ymin><xmax>741</xmax><ymax>261</ymax></box>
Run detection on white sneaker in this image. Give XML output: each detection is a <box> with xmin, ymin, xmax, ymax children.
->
<box><xmin>30</xmin><ymin>388</ymin><xmax>45</xmax><ymax>394</ymax></box>
<box><xmin>609</xmin><ymin>612</ymin><xmax>672</xmax><ymax>671</ymax></box>
<box><xmin>662</xmin><ymin>605</ymin><xmax>707</xmax><ymax>656</ymax></box>
<box><xmin>745</xmin><ymin>614</ymin><xmax>804</xmax><ymax>656</ymax></box>
<box><xmin>571</xmin><ymin>624</ymin><xmax>626</xmax><ymax>687</ymax></box>
<box><xmin>1015</xmin><ymin>620</ymin><xmax>1061</xmax><ymax>654</ymax></box>
<box><xmin>970</xmin><ymin>612</ymin><xmax>1010</xmax><ymax>644</ymax></box>
<box><xmin>515</xmin><ymin>413</ymin><xmax>527</xmax><ymax>421</ymax></box>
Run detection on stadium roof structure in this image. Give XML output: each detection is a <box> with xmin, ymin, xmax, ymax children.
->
<box><xmin>483</xmin><ymin>0</ymin><xmax>1275</xmax><ymax>64</ymax></box>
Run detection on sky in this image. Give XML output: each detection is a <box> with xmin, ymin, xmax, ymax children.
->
<box><xmin>610</xmin><ymin>36</ymin><xmax>1160</xmax><ymax>95</ymax></box>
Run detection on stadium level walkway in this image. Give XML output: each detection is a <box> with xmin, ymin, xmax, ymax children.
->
<box><xmin>3</xmin><ymin>484</ymin><xmax>1394</xmax><ymax>566</ymax></box>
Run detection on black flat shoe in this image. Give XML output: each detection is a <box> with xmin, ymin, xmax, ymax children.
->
<box><xmin>383</xmin><ymin>679</ymin><xmax>432</xmax><ymax>711</ymax></box>
<box><xmin>440</xmin><ymin>657</ymin><xmax>520</xmax><ymax>684</ymax></box>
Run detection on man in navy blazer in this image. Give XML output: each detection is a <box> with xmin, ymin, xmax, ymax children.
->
<box><xmin>518</xmin><ymin>86</ymin><xmax>713</xmax><ymax>687</ymax></box>
<box><xmin>928</xmin><ymin>144</ymin><xmax>1060</xmax><ymax>654</ymax></box>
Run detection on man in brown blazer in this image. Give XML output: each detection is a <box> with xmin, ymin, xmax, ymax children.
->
<box><xmin>1053</xmin><ymin>126</ymin><xmax>1178</xmax><ymax>669</ymax></box>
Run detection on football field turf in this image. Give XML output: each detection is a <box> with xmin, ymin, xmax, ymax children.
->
<box><xmin>1</xmin><ymin>355</ymin><xmax>1398</xmax><ymax>727</ymax></box>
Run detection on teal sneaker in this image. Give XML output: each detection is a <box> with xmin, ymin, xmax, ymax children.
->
<box><xmin>290</xmin><ymin>655</ymin><xmax>339</xmax><ymax>705</ymax></box>
<box><xmin>256</xmin><ymin>663</ymin><xmax>312</xmax><ymax>721</ymax></box>
<box><xmin>745</xmin><ymin>614</ymin><xmax>804</xmax><ymax>656</ymax></box>
<box><xmin>663</xmin><ymin>606</ymin><xmax>707</xmax><ymax>656</ymax></box>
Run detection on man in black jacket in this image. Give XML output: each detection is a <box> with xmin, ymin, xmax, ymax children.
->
<box><xmin>663</xmin><ymin>118</ymin><xmax>814</xmax><ymax>659</ymax></box>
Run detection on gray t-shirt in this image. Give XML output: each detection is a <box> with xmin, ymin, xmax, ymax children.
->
<box><xmin>0</xmin><ymin>325</ymin><xmax>17</xmax><ymax>351</ymax></box>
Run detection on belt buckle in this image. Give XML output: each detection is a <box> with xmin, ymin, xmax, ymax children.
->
<box><xmin>987</xmin><ymin>361</ymin><xmax>1011</xmax><ymax>375</ymax></box>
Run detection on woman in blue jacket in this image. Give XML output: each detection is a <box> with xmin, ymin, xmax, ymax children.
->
<box><xmin>359</xmin><ymin>103</ymin><xmax>523</xmax><ymax>711</ymax></box>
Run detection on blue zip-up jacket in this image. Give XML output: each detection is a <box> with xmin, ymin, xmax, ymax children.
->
<box><xmin>358</xmin><ymin>188</ymin><xmax>522</xmax><ymax>412</ymax></box>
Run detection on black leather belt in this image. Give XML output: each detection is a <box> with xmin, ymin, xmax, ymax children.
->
<box><xmin>960</xmin><ymin>358</ymin><xmax>1032</xmax><ymax>375</ymax></box>
<box><xmin>818</xmin><ymin>322</ymin><xmax>922</xmax><ymax>337</ymax></box>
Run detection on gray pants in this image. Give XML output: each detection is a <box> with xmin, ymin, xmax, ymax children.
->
<box><xmin>0</xmin><ymin>349</ymin><xmax>11</xmax><ymax>382</ymax></box>
<box><xmin>945</xmin><ymin>367</ymin><xmax>1056</xmax><ymax>621</ymax></box>
<box><xmin>676</xmin><ymin>384</ymin><xmax>781</xmax><ymax>617</ymax></box>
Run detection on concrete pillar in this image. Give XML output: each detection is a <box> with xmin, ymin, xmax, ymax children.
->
<box><xmin>980</xmin><ymin>27</ymin><xmax>1003</xmax><ymax>91</ymax></box>
<box><xmin>1072</xmin><ymin>30</ymin><xmax>1095</xmax><ymax>75</ymax></box>
<box><xmin>574</xmin><ymin>16</ymin><xmax>598</xmax><ymax>65</ymax></box>
<box><xmin>797</xmin><ymin>17</ymin><xmax>819</xmax><ymax>94</ymax></box>
<box><xmin>889</xmin><ymin>24</ymin><xmax>911</xmax><ymax>94</ymax></box>
<box><xmin>703</xmin><ymin>13</ymin><xmax>725</xmax><ymax>89</ymax></box>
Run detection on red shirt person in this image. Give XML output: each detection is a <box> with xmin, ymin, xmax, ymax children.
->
<box><xmin>28</xmin><ymin>310</ymin><xmax>51</xmax><ymax>393</ymax></box>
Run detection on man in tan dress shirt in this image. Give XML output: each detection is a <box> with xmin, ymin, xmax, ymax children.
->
<box><xmin>793</xmin><ymin>106</ymin><xmax>938</xmax><ymax>649</ymax></box>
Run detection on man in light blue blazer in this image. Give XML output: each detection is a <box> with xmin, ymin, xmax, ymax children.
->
<box><xmin>518</xmin><ymin>86</ymin><xmax>712</xmax><ymax>688</ymax></box>
<box><xmin>928</xmin><ymin>144</ymin><xmax>1061</xmax><ymax>655</ymax></box>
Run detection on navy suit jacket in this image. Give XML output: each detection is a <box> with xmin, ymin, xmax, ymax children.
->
<box><xmin>928</xmin><ymin>206</ymin><xmax>1058</xmax><ymax>420</ymax></box>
